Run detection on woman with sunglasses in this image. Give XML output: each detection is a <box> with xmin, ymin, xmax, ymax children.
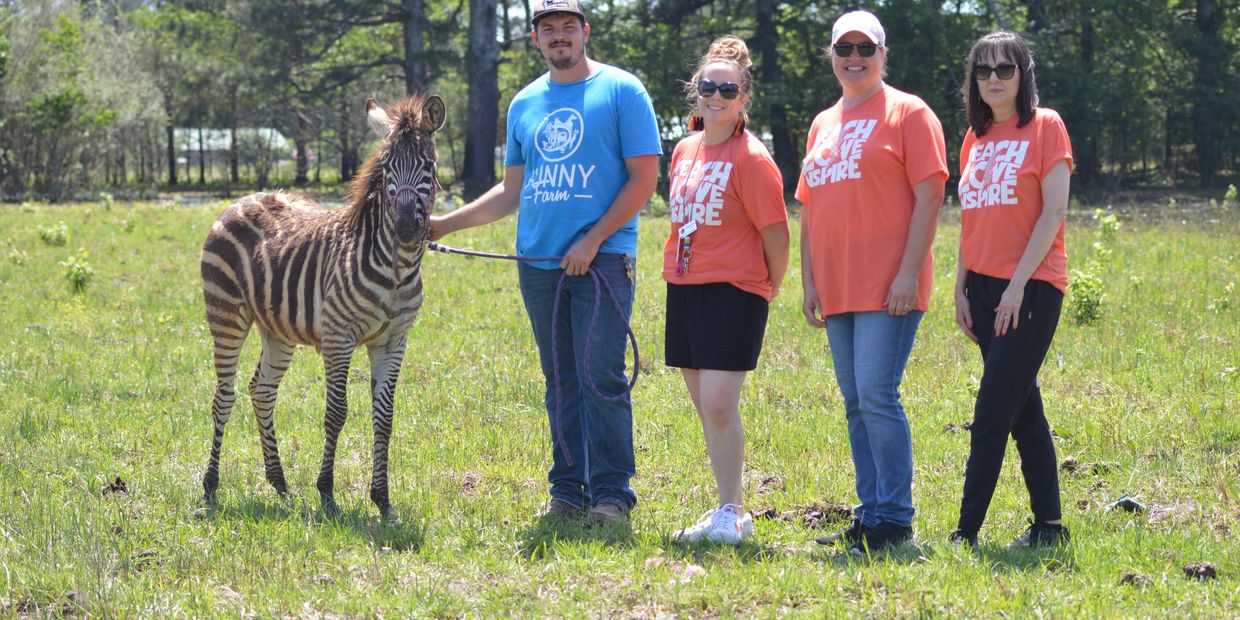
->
<box><xmin>797</xmin><ymin>9</ymin><xmax>947</xmax><ymax>554</ymax></box>
<box><xmin>665</xmin><ymin>35</ymin><xmax>790</xmax><ymax>544</ymax></box>
<box><xmin>949</xmin><ymin>31</ymin><xmax>1073</xmax><ymax>549</ymax></box>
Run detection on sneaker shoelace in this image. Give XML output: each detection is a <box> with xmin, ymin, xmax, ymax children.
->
<box><xmin>712</xmin><ymin>504</ymin><xmax>742</xmax><ymax>533</ymax></box>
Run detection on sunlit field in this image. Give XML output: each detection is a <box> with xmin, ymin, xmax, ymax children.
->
<box><xmin>0</xmin><ymin>197</ymin><xmax>1236</xmax><ymax>616</ymax></box>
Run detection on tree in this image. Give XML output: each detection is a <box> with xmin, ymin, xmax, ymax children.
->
<box><xmin>462</xmin><ymin>0</ymin><xmax>499</xmax><ymax>197</ymax></box>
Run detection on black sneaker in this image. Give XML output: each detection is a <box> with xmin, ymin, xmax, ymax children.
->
<box><xmin>1007</xmin><ymin>520</ymin><xmax>1070</xmax><ymax>549</ymax></box>
<box><xmin>815</xmin><ymin>518</ymin><xmax>868</xmax><ymax>546</ymax></box>
<box><xmin>948</xmin><ymin>529</ymin><xmax>978</xmax><ymax>549</ymax></box>
<box><xmin>850</xmin><ymin>521</ymin><xmax>913</xmax><ymax>555</ymax></box>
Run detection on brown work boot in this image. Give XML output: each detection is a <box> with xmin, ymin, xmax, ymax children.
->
<box><xmin>587</xmin><ymin>501</ymin><xmax>629</xmax><ymax>525</ymax></box>
<box><xmin>541</xmin><ymin>499</ymin><xmax>585</xmax><ymax>520</ymax></box>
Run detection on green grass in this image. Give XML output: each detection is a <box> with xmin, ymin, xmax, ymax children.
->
<box><xmin>0</xmin><ymin>198</ymin><xmax>1236</xmax><ymax>617</ymax></box>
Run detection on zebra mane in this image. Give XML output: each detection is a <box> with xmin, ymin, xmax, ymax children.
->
<box><xmin>342</xmin><ymin>95</ymin><xmax>436</xmax><ymax>228</ymax></box>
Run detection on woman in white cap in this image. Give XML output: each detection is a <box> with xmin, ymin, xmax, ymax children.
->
<box><xmin>796</xmin><ymin>9</ymin><xmax>947</xmax><ymax>554</ymax></box>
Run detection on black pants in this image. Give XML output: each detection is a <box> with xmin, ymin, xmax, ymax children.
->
<box><xmin>957</xmin><ymin>271</ymin><xmax>1064</xmax><ymax>535</ymax></box>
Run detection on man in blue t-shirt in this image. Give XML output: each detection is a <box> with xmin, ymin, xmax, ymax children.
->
<box><xmin>429</xmin><ymin>0</ymin><xmax>661</xmax><ymax>525</ymax></box>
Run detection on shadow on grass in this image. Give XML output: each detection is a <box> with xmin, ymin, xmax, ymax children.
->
<box><xmin>197</xmin><ymin>496</ymin><xmax>424</xmax><ymax>553</ymax></box>
<box><xmin>806</xmin><ymin>539</ymin><xmax>929</xmax><ymax>567</ymax></box>
<box><xmin>973</xmin><ymin>544</ymin><xmax>1077</xmax><ymax>573</ymax></box>
<box><xmin>659</xmin><ymin>537</ymin><xmax>785</xmax><ymax>564</ymax></box>
<box><xmin>518</xmin><ymin>514</ymin><xmax>637</xmax><ymax>560</ymax></box>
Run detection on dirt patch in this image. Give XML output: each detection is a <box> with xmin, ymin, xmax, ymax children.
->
<box><xmin>1184</xmin><ymin>562</ymin><xmax>1218</xmax><ymax>581</ymax></box>
<box><xmin>944</xmin><ymin>422</ymin><xmax>972</xmax><ymax>434</ymax></box>
<box><xmin>8</xmin><ymin>592</ymin><xmax>79</xmax><ymax>615</ymax></box>
<box><xmin>1120</xmin><ymin>572</ymin><xmax>1153</xmax><ymax>587</ymax></box>
<box><xmin>101</xmin><ymin>476</ymin><xmax>127</xmax><ymax>496</ymax></box>
<box><xmin>753</xmin><ymin>473</ymin><xmax>785</xmax><ymax>495</ymax></box>
<box><xmin>460</xmin><ymin>472</ymin><xmax>481</xmax><ymax>494</ymax></box>
<box><xmin>753</xmin><ymin>501</ymin><xmax>851</xmax><ymax>529</ymax></box>
<box><xmin>1060</xmin><ymin>457</ymin><xmax>1082</xmax><ymax>474</ymax></box>
<box><xmin>131</xmin><ymin>549</ymin><xmax>159</xmax><ymax>572</ymax></box>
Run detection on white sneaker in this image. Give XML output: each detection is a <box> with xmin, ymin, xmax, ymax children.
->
<box><xmin>706</xmin><ymin>504</ymin><xmax>754</xmax><ymax>545</ymax></box>
<box><xmin>674</xmin><ymin>509</ymin><xmax>716</xmax><ymax>542</ymax></box>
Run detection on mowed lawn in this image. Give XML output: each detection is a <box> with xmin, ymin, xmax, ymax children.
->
<box><xmin>0</xmin><ymin>197</ymin><xmax>1236</xmax><ymax>617</ymax></box>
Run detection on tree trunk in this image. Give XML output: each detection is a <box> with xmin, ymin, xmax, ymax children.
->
<box><xmin>1191</xmin><ymin>0</ymin><xmax>1221</xmax><ymax>186</ymax></box>
<box><xmin>402</xmin><ymin>0</ymin><xmax>427</xmax><ymax>95</ymax></box>
<box><xmin>463</xmin><ymin>0</ymin><xmax>500</xmax><ymax>198</ymax></box>
<box><xmin>753</xmin><ymin>0</ymin><xmax>799</xmax><ymax>193</ymax></box>
<box><xmin>166</xmin><ymin>123</ymin><xmax>177</xmax><ymax>186</ymax></box>
<box><xmin>230</xmin><ymin>94</ymin><xmax>240</xmax><ymax>185</ymax></box>
<box><xmin>1077</xmin><ymin>16</ymin><xmax>1100</xmax><ymax>183</ymax></box>
<box><xmin>295</xmin><ymin>112</ymin><xmax>309</xmax><ymax>186</ymax></box>
<box><xmin>198</xmin><ymin>126</ymin><xmax>206</xmax><ymax>185</ymax></box>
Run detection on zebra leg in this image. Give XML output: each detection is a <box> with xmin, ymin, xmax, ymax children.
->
<box><xmin>250</xmin><ymin>332</ymin><xmax>295</xmax><ymax>496</ymax></box>
<box><xmin>202</xmin><ymin>310</ymin><xmax>252</xmax><ymax>506</ymax></box>
<box><xmin>367</xmin><ymin>338</ymin><xmax>407</xmax><ymax>520</ymax></box>
<box><xmin>316</xmin><ymin>341</ymin><xmax>354</xmax><ymax>518</ymax></box>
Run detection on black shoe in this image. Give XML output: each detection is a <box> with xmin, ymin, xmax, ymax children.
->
<box><xmin>815</xmin><ymin>518</ymin><xmax>868</xmax><ymax>546</ymax></box>
<box><xmin>850</xmin><ymin>521</ymin><xmax>913</xmax><ymax>555</ymax></box>
<box><xmin>948</xmin><ymin>529</ymin><xmax>978</xmax><ymax>549</ymax></box>
<box><xmin>1007</xmin><ymin>519</ymin><xmax>1070</xmax><ymax>549</ymax></box>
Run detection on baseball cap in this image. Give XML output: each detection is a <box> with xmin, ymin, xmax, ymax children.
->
<box><xmin>831</xmin><ymin>10</ymin><xmax>886</xmax><ymax>47</ymax></box>
<box><xmin>530</xmin><ymin>0</ymin><xmax>586</xmax><ymax>26</ymax></box>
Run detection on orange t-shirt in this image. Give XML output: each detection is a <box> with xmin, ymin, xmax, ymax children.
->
<box><xmin>662</xmin><ymin>130</ymin><xmax>788</xmax><ymax>301</ymax></box>
<box><xmin>958</xmin><ymin>108</ymin><xmax>1074</xmax><ymax>293</ymax></box>
<box><xmin>795</xmin><ymin>85</ymin><xmax>948</xmax><ymax>316</ymax></box>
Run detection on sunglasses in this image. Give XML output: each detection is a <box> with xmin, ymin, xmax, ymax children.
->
<box><xmin>973</xmin><ymin>63</ymin><xmax>1018</xmax><ymax>80</ymax></box>
<box><xmin>832</xmin><ymin>42</ymin><xmax>879</xmax><ymax>58</ymax></box>
<box><xmin>697</xmin><ymin>80</ymin><xmax>740</xmax><ymax>100</ymax></box>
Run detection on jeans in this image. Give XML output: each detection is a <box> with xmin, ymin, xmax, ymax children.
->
<box><xmin>957</xmin><ymin>272</ymin><xmax>1063</xmax><ymax>534</ymax></box>
<box><xmin>518</xmin><ymin>253</ymin><xmax>637</xmax><ymax>510</ymax></box>
<box><xmin>825</xmin><ymin>310</ymin><xmax>923</xmax><ymax>527</ymax></box>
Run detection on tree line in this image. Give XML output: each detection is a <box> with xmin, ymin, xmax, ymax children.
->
<box><xmin>0</xmin><ymin>0</ymin><xmax>1236</xmax><ymax>202</ymax></box>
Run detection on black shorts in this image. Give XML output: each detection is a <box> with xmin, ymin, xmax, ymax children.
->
<box><xmin>665</xmin><ymin>282</ymin><xmax>770</xmax><ymax>371</ymax></box>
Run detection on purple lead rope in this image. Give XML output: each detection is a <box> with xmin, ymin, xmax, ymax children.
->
<box><xmin>427</xmin><ymin>241</ymin><xmax>639</xmax><ymax>466</ymax></box>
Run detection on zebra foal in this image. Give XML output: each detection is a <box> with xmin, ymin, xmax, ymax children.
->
<box><xmin>200</xmin><ymin>94</ymin><xmax>445</xmax><ymax>519</ymax></box>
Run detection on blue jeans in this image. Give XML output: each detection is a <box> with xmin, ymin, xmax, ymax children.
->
<box><xmin>825</xmin><ymin>310</ymin><xmax>923</xmax><ymax>527</ymax></box>
<box><xmin>518</xmin><ymin>253</ymin><xmax>637</xmax><ymax>510</ymax></box>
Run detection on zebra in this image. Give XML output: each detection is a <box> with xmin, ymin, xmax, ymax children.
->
<box><xmin>199</xmin><ymin>94</ymin><xmax>445</xmax><ymax>519</ymax></box>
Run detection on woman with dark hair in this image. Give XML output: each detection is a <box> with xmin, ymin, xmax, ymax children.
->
<box><xmin>798</xmin><ymin>9</ymin><xmax>947</xmax><ymax>555</ymax></box>
<box><xmin>666</xmin><ymin>35</ymin><xmax>790</xmax><ymax>545</ymax></box>
<box><xmin>950</xmin><ymin>31</ymin><xmax>1073</xmax><ymax>549</ymax></box>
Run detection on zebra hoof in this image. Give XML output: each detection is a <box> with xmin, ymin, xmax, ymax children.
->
<box><xmin>321</xmin><ymin>497</ymin><xmax>341</xmax><ymax>519</ymax></box>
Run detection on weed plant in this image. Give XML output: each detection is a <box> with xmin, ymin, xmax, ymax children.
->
<box><xmin>0</xmin><ymin>202</ymin><xmax>1236</xmax><ymax>616</ymax></box>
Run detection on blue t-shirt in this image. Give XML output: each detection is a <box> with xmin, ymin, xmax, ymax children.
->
<box><xmin>505</xmin><ymin>63</ymin><xmax>662</xmax><ymax>268</ymax></box>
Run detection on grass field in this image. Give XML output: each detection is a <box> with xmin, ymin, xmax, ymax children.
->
<box><xmin>0</xmin><ymin>197</ymin><xmax>1236</xmax><ymax>617</ymax></box>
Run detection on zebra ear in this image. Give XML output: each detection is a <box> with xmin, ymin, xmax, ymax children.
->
<box><xmin>366</xmin><ymin>98</ymin><xmax>392</xmax><ymax>138</ymax></box>
<box><xmin>423</xmin><ymin>95</ymin><xmax>446</xmax><ymax>133</ymax></box>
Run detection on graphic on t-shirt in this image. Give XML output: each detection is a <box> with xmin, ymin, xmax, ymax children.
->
<box><xmin>535</xmin><ymin>108</ymin><xmax>584</xmax><ymax>162</ymax></box>
<box><xmin>526</xmin><ymin>107</ymin><xmax>596</xmax><ymax>204</ymax></box>
<box><xmin>669</xmin><ymin>160</ymin><xmax>733</xmax><ymax>227</ymax></box>
<box><xmin>959</xmin><ymin>139</ymin><xmax>1030</xmax><ymax>210</ymax></box>
<box><xmin>801</xmin><ymin>118</ymin><xmax>877</xmax><ymax>188</ymax></box>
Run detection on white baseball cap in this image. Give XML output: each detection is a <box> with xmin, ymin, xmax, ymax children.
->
<box><xmin>831</xmin><ymin>10</ymin><xmax>886</xmax><ymax>47</ymax></box>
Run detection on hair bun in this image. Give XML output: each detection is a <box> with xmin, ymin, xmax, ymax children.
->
<box><xmin>706</xmin><ymin>35</ymin><xmax>752</xmax><ymax>70</ymax></box>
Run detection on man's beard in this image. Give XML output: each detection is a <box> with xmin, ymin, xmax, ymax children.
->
<box><xmin>544</xmin><ymin>43</ymin><xmax>579</xmax><ymax>70</ymax></box>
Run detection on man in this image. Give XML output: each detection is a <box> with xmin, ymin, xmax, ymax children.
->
<box><xmin>429</xmin><ymin>0</ymin><xmax>661</xmax><ymax>525</ymax></box>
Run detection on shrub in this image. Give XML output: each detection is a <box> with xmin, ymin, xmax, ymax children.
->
<box><xmin>59</xmin><ymin>249</ymin><xmax>94</xmax><ymax>293</ymax></box>
<box><xmin>1092</xmin><ymin>208</ymin><xmax>1121</xmax><ymax>240</ymax></box>
<box><xmin>644</xmin><ymin>193</ymin><xmax>668</xmax><ymax>218</ymax></box>
<box><xmin>8</xmin><ymin>246</ymin><xmax>28</xmax><ymax>265</ymax></box>
<box><xmin>1225</xmin><ymin>184</ymin><xmax>1237</xmax><ymax>208</ymax></box>
<box><xmin>1068</xmin><ymin>269</ymin><xmax>1104</xmax><ymax>325</ymax></box>
<box><xmin>98</xmin><ymin>192</ymin><xmax>114</xmax><ymax>211</ymax></box>
<box><xmin>37</xmin><ymin>221</ymin><xmax>68</xmax><ymax>246</ymax></box>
